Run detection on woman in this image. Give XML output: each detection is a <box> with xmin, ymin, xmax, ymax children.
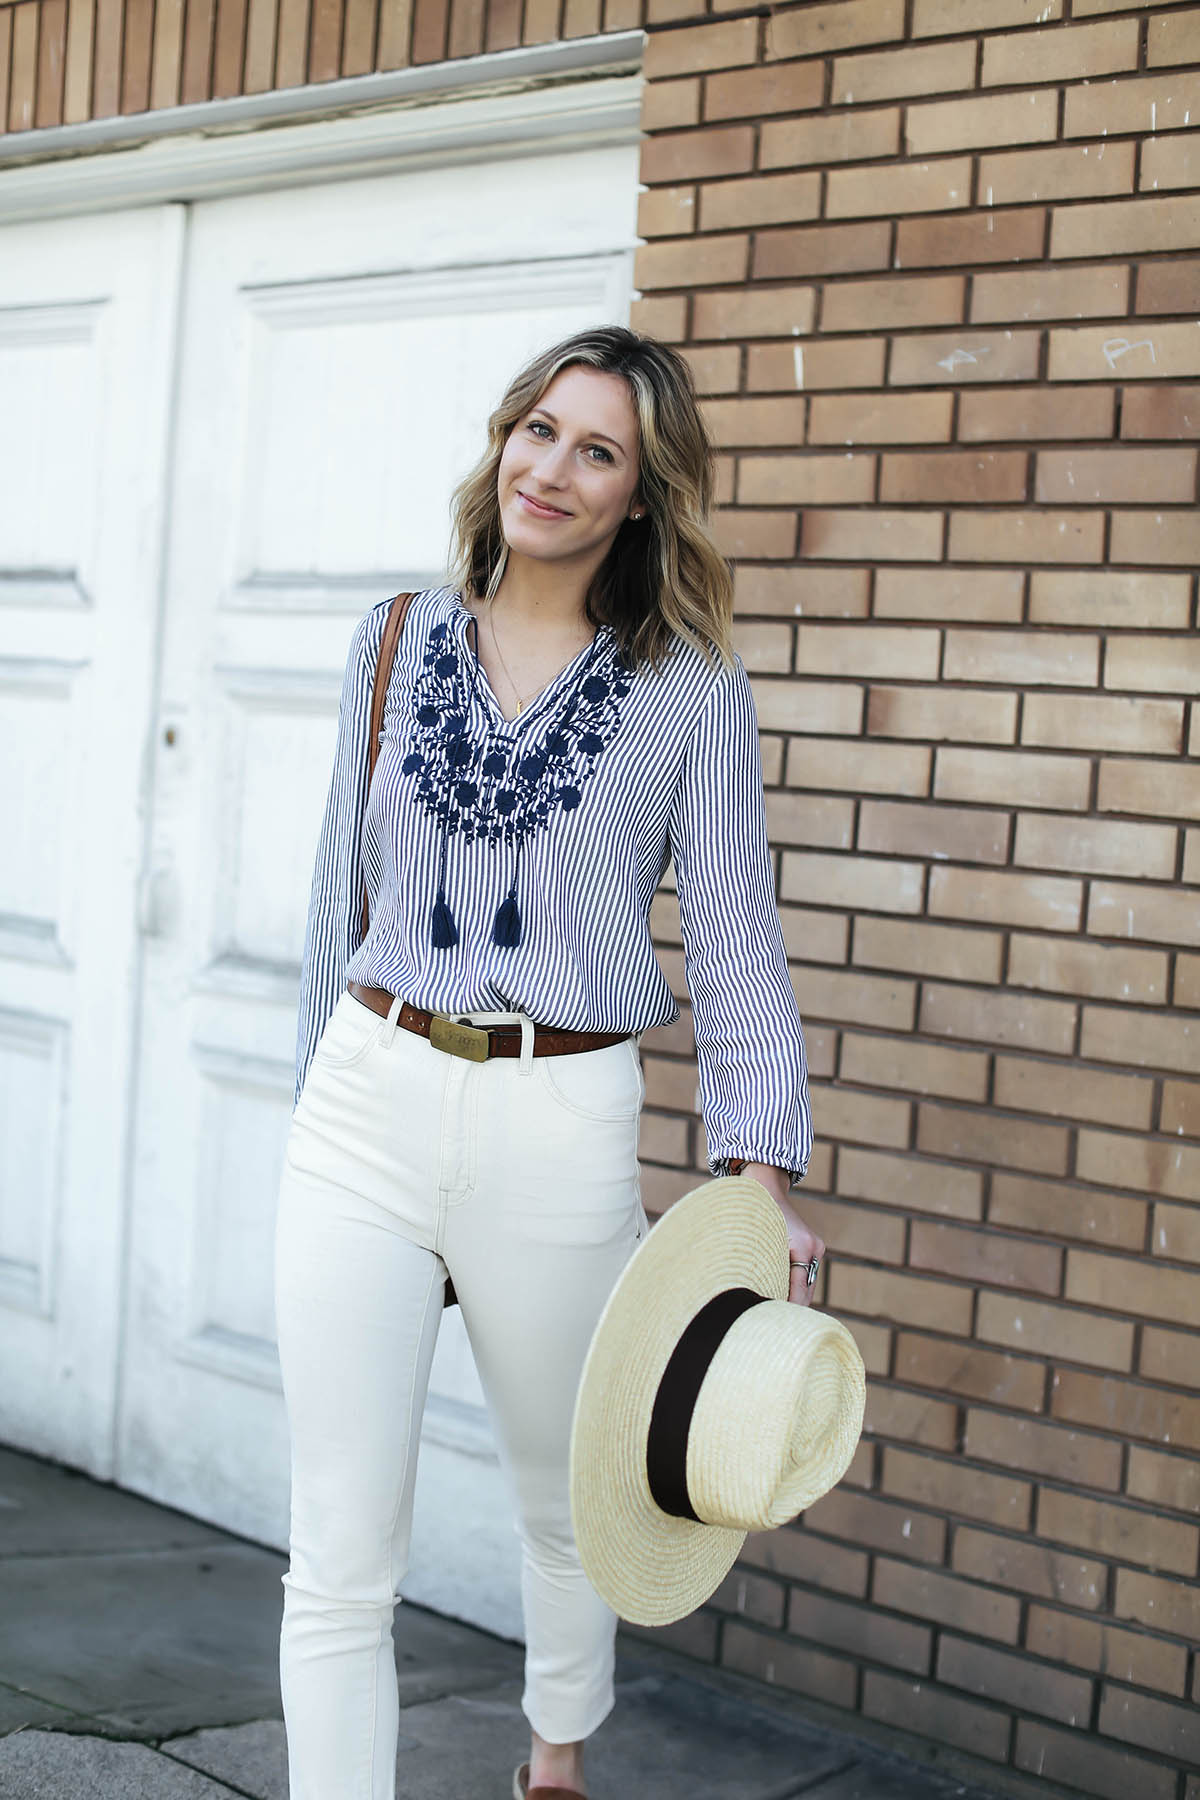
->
<box><xmin>274</xmin><ymin>325</ymin><xmax>821</xmax><ymax>1800</ymax></box>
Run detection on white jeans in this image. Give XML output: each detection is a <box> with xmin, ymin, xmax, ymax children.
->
<box><xmin>273</xmin><ymin>989</ymin><xmax>647</xmax><ymax>1800</ymax></box>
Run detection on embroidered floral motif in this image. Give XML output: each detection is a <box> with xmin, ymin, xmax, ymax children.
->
<box><xmin>391</xmin><ymin>612</ymin><xmax>632</xmax><ymax>851</ymax></box>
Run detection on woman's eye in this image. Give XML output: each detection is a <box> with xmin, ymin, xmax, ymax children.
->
<box><xmin>527</xmin><ymin>419</ymin><xmax>552</xmax><ymax>438</ymax></box>
<box><xmin>588</xmin><ymin>445</ymin><xmax>614</xmax><ymax>464</ymax></box>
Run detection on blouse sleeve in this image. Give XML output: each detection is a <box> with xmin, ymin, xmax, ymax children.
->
<box><xmin>667</xmin><ymin>651</ymin><xmax>813</xmax><ymax>1185</ymax></box>
<box><xmin>293</xmin><ymin>601</ymin><xmax>389</xmax><ymax>1109</ymax></box>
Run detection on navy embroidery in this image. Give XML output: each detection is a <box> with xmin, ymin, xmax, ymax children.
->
<box><xmin>389</xmin><ymin>611</ymin><xmax>632</xmax><ymax>851</ymax></box>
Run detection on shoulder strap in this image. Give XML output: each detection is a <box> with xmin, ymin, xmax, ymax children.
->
<box><xmin>361</xmin><ymin>592</ymin><xmax>415</xmax><ymax>942</ymax></box>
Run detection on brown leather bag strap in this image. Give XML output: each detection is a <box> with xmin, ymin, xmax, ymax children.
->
<box><xmin>360</xmin><ymin>592</ymin><xmax>415</xmax><ymax>942</ymax></box>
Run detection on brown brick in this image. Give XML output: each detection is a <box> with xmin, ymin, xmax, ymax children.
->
<box><xmin>760</xmin><ymin>108</ymin><xmax>901</xmax><ymax>178</ymax></box>
<box><xmin>1087</xmin><ymin>882</ymin><xmax>1200</xmax><ymax>951</ymax></box>
<box><xmin>1100</xmin><ymin>758</ymin><xmax>1200</xmax><ymax>825</ymax></box>
<box><xmin>865</xmin><ymin>1381</ymin><xmax>960</xmax><ymax>1450</ymax></box>
<box><xmin>863</xmin><ymin>1671</ymin><xmax>1010</xmax><ymax>1763</ymax></box>
<box><xmin>639</xmin><ymin>1110</ymin><xmax>690</xmax><ymax>1166</ymax></box>
<box><xmin>884</xmin><ymin>1447</ymin><xmax>1032</xmax><ymax>1530</ymax></box>
<box><xmin>953</xmin><ymin>1524</ymin><xmax>1106</xmax><ymax>1609</ymax></box>
<box><xmin>710</xmin><ymin>1565</ymin><xmax>786</xmax><ymax>1629</ymax></box>
<box><xmin>1009</xmin><ymin>936</ymin><xmax>1166</xmax><ymax>1007</ymax></box>
<box><xmin>914</xmin><ymin>0</ymin><xmax>1062</xmax><ymax>31</ymax></box>
<box><xmin>788</xmin><ymin>736</ymin><xmax>931</xmax><ymax>795</ymax></box>
<box><xmin>977</xmin><ymin>1291</ymin><xmax>1134</xmax><ymax>1371</ymax></box>
<box><xmin>874</xmin><ymin>1558</ymin><xmax>1020</xmax><ymax>1644</ymax></box>
<box><xmin>834</xmin><ymin>39</ymin><xmax>976</xmax><ymax>108</ymax></box>
<box><xmin>635</xmin><ymin>235</ymin><xmax>749</xmax><ymax>291</ymax></box>
<box><xmin>736</xmin><ymin>565</ymin><xmax>869</xmax><ymax>618</ymax></box>
<box><xmin>1039</xmin><ymin>1488</ymin><xmax>1199</xmax><ymax>1575</ymax></box>
<box><xmin>787</xmin><ymin>1587</ymin><xmax>931</xmax><ymax>1675</ymax></box>
<box><xmin>995</xmin><ymin>1054</ymin><xmax>1153</xmax><ymax>1129</ymax></box>
<box><xmin>1027</xmin><ymin>1605</ymin><xmax>1188</xmax><ymax>1695</ymax></box>
<box><xmin>970</xmin><ymin>1410</ymin><xmax>1122</xmax><ymax>1489</ymax></box>
<box><xmin>806</xmin><ymin>1490</ymin><xmax>947</xmax><ymax>1568</ymax></box>
<box><xmin>805</xmin><ymin>1082</ymin><xmax>911</xmax><ymax>1154</ymax></box>
<box><xmin>739</xmin><ymin>456</ymin><xmax>875</xmax><ymax>506</ymax></box>
<box><xmin>1031</xmin><ymin>569</ymin><xmax>1191</xmax><ymax>628</ymax></box>
<box><xmin>692</xmin><ymin>285</ymin><xmax>816</xmax><ymax>340</ymax></box>
<box><xmin>823</xmin><ymin>275</ymin><xmax>965</xmax><ymax>336</ymax></box>
<box><xmin>912</xmin><ymin>1219</ymin><xmax>1063</xmax><ymax>1294</ymax></box>
<box><xmin>941</xmin><ymin>1633</ymin><xmax>1095</xmax><ymax>1725</ymax></box>
<box><xmin>1106</xmin><ymin>634</ymin><xmax>1200</xmax><ymax>696</ymax></box>
<box><xmin>948</xmin><ymin>511</ymin><xmax>1105</xmax><ymax>566</ymax></box>
<box><xmin>638</xmin><ymin>184</ymin><xmax>696</xmax><ymax>239</ymax></box>
<box><xmin>798</xmin><ymin>966</ymin><xmax>917</xmax><ymax>1032</ymax></box>
<box><xmin>784</xmin><ymin>850</ymin><xmax>924</xmax><ymax>918</ymax></box>
<box><xmin>809</xmin><ymin>391</ymin><xmax>954</xmax><ymax>445</ymax></box>
<box><xmin>1122</xmin><ymin>383</ymin><xmax>1200</xmax><ymax>439</ymax></box>
<box><xmin>827</xmin><ymin>158</ymin><xmax>972</xmax><ymax>222</ymax></box>
<box><xmin>742</xmin><ymin>1521</ymin><xmax>869</xmax><ymax>1595</ymax></box>
<box><xmin>767</xmin><ymin>792</ymin><xmax>855</xmax><ymax>849</ymax></box>
<box><xmin>680</xmin><ymin>344</ymin><xmax>740</xmax><ymax>396</ymax></box>
<box><xmin>865</xmin><ymin>798</ymin><xmax>1010</xmax><ymax>864</ymax></box>
<box><xmin>779</xmin><ymin>907</ymin><xmax>849</xmax><ymax>968</ymax></box>
<box><xmin>1115</xmin><ymin>1566</ymin><xmax>1200</xmax><ymax>1639</ymax></box>
<box><xmin>801</xmin><ymin>509</ymin><xmax>943</xmax><ymax>562</ymax></box>
<box><xmin>766</xmin><ymin>0</ymin><xmax>906</xmax><ymax>61</ymax></box>
<box><xmin>837</xmin><ymin>1145</ymin><xmax>984</xmax><ymax>1220</ymax></box>
<box><xmin>701</xmin><ymin>396</ymin><xmax>806</xmax><ymax>448</ymax></box>
<box><xmin>978</xmin><ymin>141</ymin><xmax>1136</xmax><ymax>209</ymax></box>
<box><xmin>919</xmin><ymin>1098</ymin><xmax>1069</xmax><ymax>1176</ymax></box>
<box><xmin>643</xmin><ymin>17</ymin><xmax>757</xmax><ymax>80</ymax></box>
<box><xmin>703</xmin><ymin>59</ymin><xmax>824</xmax><ymax>124</ymax></box>
<box><xmin>1015</xmin><ymin>1721</ymin><xmax>1177</xmax><ymax>1800</ymax></box>
<box><xmin>895</xmin><ymin>1332</ymin><xmax>1044</xmax><ymax>1412</ymax></box>
<box><xmin>895</xmin><ymin>207</ymin><xmax>1047</xmax><ymax>270</ymax></box>
<box><xmin>640</xmin><ymin>126</ymin><xmax>753</xmax><ymax>186</ymax></box>
<box><xmin>990</xmin><ymin>1171</ymin><xmax>1148</xmax><ymax>1253</ymax></box>
<box><xmin>1148</xmin><ymin>7</ymin><xmax>1200</xmax><ymax>66</ymax></box>
<box><xmin>1127</xmin><ymin>1444</ymin><xmax>1200</xmax><ymax>1516</ymax></box>
<box><xmin>985</xmin><ymin>16</ymin><xmax>1139</xmax><ymax>85</ymax></box>
<box><xmin>1178</xmin><ymin>955</ymin><xmax>1200</xmax><ymax>1009</ymax></box>
<box><xmin>1099</xmin><ymin>1686</ymin><xmax>1200</xmax><ymax>1767</ymax></box>
<box><xmin>642</xmin><ymin>77</ymin><xmax>701</xmax><ymax>132</ymax></box>
<box><xmin>1136</xmin><ymin>257</ymin><xmax>1200</xmax><ymax>316</ymax></box>
<box><xmin>700</xmin><ymin>172</ymin><xmax>822</xmax><ymax>233</ymax></box>
<box><xmin>1038</xmin><ymin>446</ymin><xmax>1197</xmax><ymax>504</ymax></box>
<box><xmin>748</xmin><ymin>338</ymin><xmax>888</xmax><ymax>395</ymax></box>
<box><xmin>1068</xmin><ymin>1240</ymin><xmax>1200</xmax><ymax>1318</ymax></box>
<box><xmin>853</xmin><ymin>917</ymin><xmax>1003</xmax><ymax>987</ymax></box>
<box><xmin>1142</xmin><ymin>134</ymin><xmax>1200</xmax><ymax>195</ymax></box>
<box><xmin>891</xmin><ymin>331</ymin><xmax>1041</xmax><ymax>390</ymax></box>
<box><xmin>1080</xmin><ymin>1005</ymin><xmax>1200</xmax><ymax>1075</ymax></box>
<box><xmin>906</xmin><ymin>87</ymin><xmax>1057</xmax><ymax>157</ymax></box>
<box><xmin>828</xmin><ymin>1264</ymin><xmax>973</xmax><ymax>1335</ymax></box>
<box><xmin>975</xmin><ymin>265</ymin><xmax>1130</xmax><ymax>329</ymax></box>
<box><xmin>960</xmin><ymin>384</ymin><xmax>1115</xmax><ymax>442</ymax></box>
<box><xmin>803</xmin><ymin>627</ymin><xmax>942</xmax><ymax>681</ymax></box>
<box><xmin>1111</xmin><ymin>508</ymin><xmax>1200</xmax><ymax>567</ymax></box>
<box><xmin>934</xmin><ymin>748</ymin><xmax>1090</xmax><ymax>812</ymax></box>
<box><xmin>841</xmin><ymin>1031</ymin><xmax>988</xmax><ymax>1102</ymax></box>
<box><xmin>921</xmin><ymin>983</ymin><xmax>1076</xmax><ymax>1059</ymax></box>
<box><xmin>754</xmin><ymin>220</ymin><xmax>892</xmax><ymax>281</ymax></box>
<box><xmin>1053</xmin><ymin>194</ymin><xmax>1200</xmax><ymax>261</ymax></box>
<box><xmin>927</xmin><ymin>867</ymin><xmax>1083</xmax><ymax>936</ymax></box>
<box><xmin>1022</xmin><ymin>692</ymin><xmax>1183</xmax><ymax>753</ymax></box>
<box><xmin>881</xmin><ymin>451</ymin><xmax>1026</xmax><ymax>505</ymax></box>
<box><xmin>721</xmin><ymin>1620</ymin><xmax>857</xmax><ymax>1708</ymax></box>
<box><xmin>873</xmin><ymin>568</ymin><xmax>1024</xmax><ymax>623</ymax></box>
<box><xmin>1016</xmin><ymin>813</ymin><xmax>1177</xmax><ymax>881</ymax></box>
<box><xmin>803</xmin><ymin>1196</ymin><xmax>908</xmax><ymax>1270</ymax></box>
<box><xmin>1064</xmin><ymin>68</ymin><xmax>1200</xmax><ymax>139</ymax></box>
<box><xmin>712</xmin><ymin>509</ymin><xmax>797</xmax><ymax>561</ymax></box>
<box><xmin>629</xmin><ymin>295</ymin><xmax>688</xmax><ymax>340</ymax></box>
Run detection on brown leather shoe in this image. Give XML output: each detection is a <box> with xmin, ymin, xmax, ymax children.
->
<box><xmin>512</xmin><ymin>1760</ymin><xmax>587</xmax><ymax>1800</ymax></box>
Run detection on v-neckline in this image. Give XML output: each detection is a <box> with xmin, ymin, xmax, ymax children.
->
<box><xmin>451</xmin><ymin>590</ymin><xmax>605</xmax><ymax>729</ymax></box>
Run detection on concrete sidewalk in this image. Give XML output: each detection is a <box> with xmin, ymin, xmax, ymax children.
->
<box><xmin>0</xmin><ymin>1444</ymin><xmax>1002</xmax><ymax>1800</ymax></box>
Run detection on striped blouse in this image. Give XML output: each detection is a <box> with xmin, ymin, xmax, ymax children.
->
<box><xmin>295</xmin><ymin>585</ymin><xmax>812</xmax><ymax>1184</ymax></box>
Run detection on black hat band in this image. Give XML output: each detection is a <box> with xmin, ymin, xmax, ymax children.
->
<box><xmin>645</xmin><ymin>1287</ymin><xmax>768</xmax><ymax>1523</ymax></box>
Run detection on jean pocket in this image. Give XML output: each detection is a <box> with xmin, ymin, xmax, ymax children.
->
<box><xmin>311</xmin><ymin>993</ymin><xmax>386</xmax><ymax>1070</ymax></box>
<box><xmin>535</xmin><ymin>1036</ymin><xmax>644</xmax><ymax>1123</ymax></box>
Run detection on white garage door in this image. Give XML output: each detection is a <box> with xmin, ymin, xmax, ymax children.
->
<box><xmin>0</xmin><ymin>131</ymin><xmax>637</xmax><ymax>1640</ymax></box>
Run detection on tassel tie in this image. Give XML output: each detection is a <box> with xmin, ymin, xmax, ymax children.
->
<box><xmin>425</xmin><ymin>609</ymin><xmax>608</xmax><ymax>952</ymax></box>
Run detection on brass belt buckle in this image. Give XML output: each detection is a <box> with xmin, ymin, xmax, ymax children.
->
<box><xmin>429</xmin><ymin>1014</ymin><xmax>491</xmax><ymax>1061</ymax></box>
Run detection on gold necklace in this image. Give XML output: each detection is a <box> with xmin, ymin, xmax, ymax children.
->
<box><xmin>486</xmin><ymin>605</ymin><xmax>539</xmax><ymax>716</ymax></box>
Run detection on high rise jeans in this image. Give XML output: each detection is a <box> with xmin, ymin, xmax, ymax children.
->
<box><xmin>273</xmin><ymin>988</ymin><xmax>648</xmax><ymax>1800</ymax></box>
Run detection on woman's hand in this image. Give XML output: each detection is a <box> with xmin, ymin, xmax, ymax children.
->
<box><xmin>741</xmin><ymin>1163</ymin><xmax>826</xmax><ymax>1308</ymax></box>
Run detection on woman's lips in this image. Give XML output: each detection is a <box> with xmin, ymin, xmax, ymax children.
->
<box><xmin>517</xmin><ymin>490</ymin><xmax>571</xmax><ymax>519</ymax></box>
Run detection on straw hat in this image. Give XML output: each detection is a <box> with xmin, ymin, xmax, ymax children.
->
<box><xmin>569</xmin><ymin>1176</ymin><xmax>866</xmax><ymax>1626</ymax></box>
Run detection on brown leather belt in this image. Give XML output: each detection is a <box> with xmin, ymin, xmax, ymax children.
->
<box><xmin>347</xmin><ymin>981</ymin><xmax>632</xmax><ymax>1062</ymax></box>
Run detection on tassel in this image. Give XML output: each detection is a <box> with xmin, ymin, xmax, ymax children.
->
<box><xmin>492</xmin><ymin>888</ymin><xmax>522</xmax><ymax>948</ymax></box>
<box><xmin>431</xmin><ymin>890</ymin><xmax>459</xmax><ymax>948</ymax></box>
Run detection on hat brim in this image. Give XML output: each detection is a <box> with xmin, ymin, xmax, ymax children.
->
<box><xmin>569</xmin><ymin>1176</ymin><xmax>791</xmax><ymax>1627</ymax></box>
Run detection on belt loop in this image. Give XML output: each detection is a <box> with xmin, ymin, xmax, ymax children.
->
<box><xmin>518</xmin><ymin>1012</ymin><xmax>535</xmax><ymax>1078</ymax></box>
<box><xmin>383</xmin><ymin>993</ymin><xmax>404</xmax><ymax>1049</ymax></box>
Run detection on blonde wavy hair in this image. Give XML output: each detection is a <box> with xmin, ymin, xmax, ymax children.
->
<box><xmin>447</xmin><ymin>326</ymin><xmax>734</xmax><ymax>674</ymax></box>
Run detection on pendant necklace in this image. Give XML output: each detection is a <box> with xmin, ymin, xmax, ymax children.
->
<box><xmin>487</xmin><ymin>599</ymin><xmax>590</xmax><ymax>719</ymax></box>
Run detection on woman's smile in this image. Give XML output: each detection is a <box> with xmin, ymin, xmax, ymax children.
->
<box><xmin>517</xmin><ymin>490</ymin><xmax>572</xmax><ymax>518</ymax></box>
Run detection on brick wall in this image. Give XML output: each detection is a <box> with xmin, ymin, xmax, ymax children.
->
<box><xmin>4</xmin><ymin>0</ymin><xmax>1199</xmax><ymax>1793</ymax></box>
<box><xmin>632</xmin><ymin>4</ymin><xmax>1200</xmax><ymax>1796</ymax></box>
<box><xmin>0</xmin><ymin>0</ymin><xmax>638</xmax><ymax>129</ymax></box>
